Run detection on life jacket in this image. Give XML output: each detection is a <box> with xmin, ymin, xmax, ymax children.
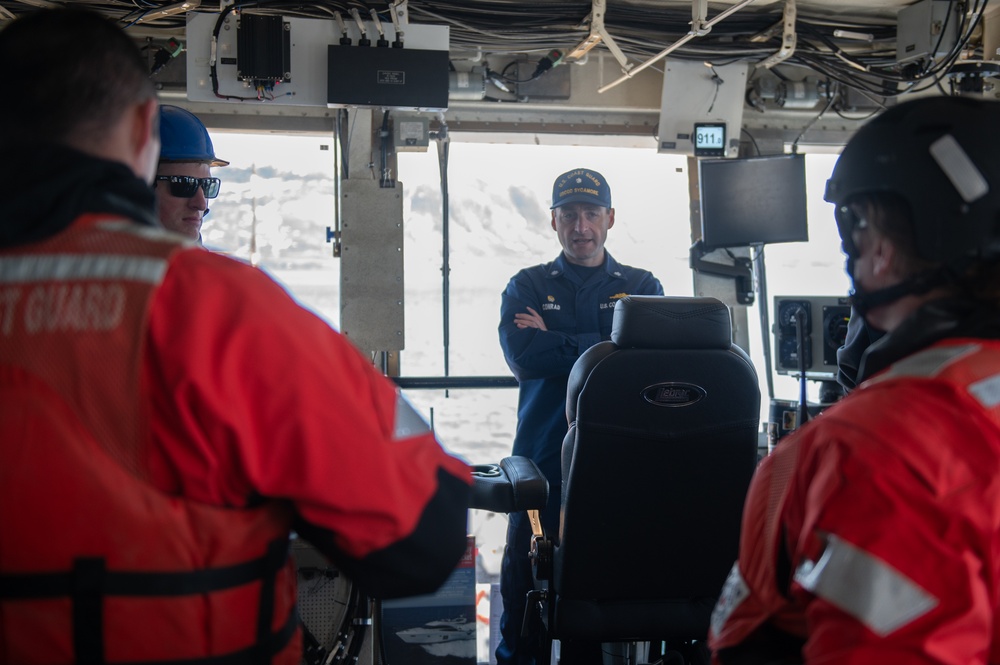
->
<box><xmin>712</xmin><ymin>340</ymin><xmax>1000</xmax><ymax>664</ymax></box>
<box><xmin>0</xmin><ymin>216</ymin><xmax>300</xmax><ymax>664</ymax></box>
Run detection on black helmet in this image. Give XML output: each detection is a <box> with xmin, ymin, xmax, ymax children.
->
<box><xmin>825</xmin><ymin>96</ymin><xmax>1000</xmax><ymax>265</ymax></box>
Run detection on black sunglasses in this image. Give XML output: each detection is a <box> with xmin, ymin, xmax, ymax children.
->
<box><xmin>156</xmin><ymin>175</ymin><xmax>221</xmax><ymax>199</ymax></box>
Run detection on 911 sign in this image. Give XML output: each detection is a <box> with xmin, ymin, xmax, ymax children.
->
<box><xmin>694</xmin><ymin>122</ymin><xmax>726</xmax><ymax>157</ymax></box>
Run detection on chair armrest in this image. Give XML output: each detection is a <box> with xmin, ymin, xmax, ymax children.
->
<box><xmin>469</xmin><ymin>456</ymin><xmax>549</xmax><ymax>513</ymax></box>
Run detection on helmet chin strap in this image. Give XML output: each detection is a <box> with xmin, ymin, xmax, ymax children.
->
<box><xmin>850</xmin><ymin>267</ymin><xmax>950</xmax><ymax>316</ymax></box>
<box><xmin>851</xmin><ymin>282</ymin><xmax>917</xmax><ymax>316</ymax></box>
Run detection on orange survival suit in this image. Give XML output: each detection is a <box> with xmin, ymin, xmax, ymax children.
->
<box><xmin>0</xmin><ymin>147</ymin><xmax>471</xmax><ymax>664</ymax></box>
<box><xmin>710</xmin><ymin>328</ymin><xmax>1000</xmax><ymax>664</ymax></box>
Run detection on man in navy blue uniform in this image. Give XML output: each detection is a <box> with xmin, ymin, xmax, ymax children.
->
<box><xmin>496</xmin><ymin>168</ymin><xmax>664</xmax><ymax>664</ymax></box>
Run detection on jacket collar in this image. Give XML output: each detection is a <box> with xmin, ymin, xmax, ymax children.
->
<box><xmin>546</xmin><ymin>251</ymin><xmax>626</xmax><ymax>281</ymax></box>
<box><xmin>860</xmin><ymin>297</ymin><xmax>1000</xmax><ymax>381</ymax></box>
<box><xmin>0</xmin><ymin>143</ymin><xmax>158</xmax><ymax>249</ymax></box>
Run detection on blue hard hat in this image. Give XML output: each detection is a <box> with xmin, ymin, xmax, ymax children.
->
<box><xmin>159</xmin><ymin>105</ymin><xmax>229</xmax><ymax>167</ymax></box>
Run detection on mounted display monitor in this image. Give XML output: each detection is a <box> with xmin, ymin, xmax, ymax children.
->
<box><xmin>698</xmin><ymin>153</ymin><xmax>809</xmax><ymax>249</ymax></box>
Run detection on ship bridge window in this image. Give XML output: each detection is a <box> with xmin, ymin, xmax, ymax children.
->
<box><xmin>204</xmin><ymin>132</ymin><xmax>847</xmax><ymax>464</ymax></box>
<box><xmin>206</xmin><ymin>132</ymin><xmax>341</xmax><ymax>326</ymax></box>
<box><xmin>204</xmin><ymin>134</ymin><xmax>847</xmax><ymax>458</ymax></box>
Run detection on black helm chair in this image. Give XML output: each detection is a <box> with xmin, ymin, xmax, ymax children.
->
<box><xmin>527</xmin><ymin>295</ymin><xmax>760</xmax><ymax>664</ymax></box>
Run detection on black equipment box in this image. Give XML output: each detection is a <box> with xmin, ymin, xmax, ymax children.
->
<box><xmin>327</xmin><ymin>46</ymin><xmax>449</xmax><ymax>111</ymax></box>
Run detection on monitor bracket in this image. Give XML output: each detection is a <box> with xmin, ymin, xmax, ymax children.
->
<box><xmin>689</xmin><ymin>240</ymin><xmax>755</xmax><ymax>305</ymax></box>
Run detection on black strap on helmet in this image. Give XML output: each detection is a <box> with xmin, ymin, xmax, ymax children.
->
<box><xmin>850</xmin><ymin>259</ymin><xmax>972</xmax><ymax>315</ymax></box>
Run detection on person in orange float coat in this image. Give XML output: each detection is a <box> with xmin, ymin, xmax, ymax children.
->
<box><xmin>0</xmin><ymin>8</ymin><xmax>471</xmax><ymax>665</ymax></box>
<box><xmin>709</xmin><ymin>96</ymin><xmax>1000</xmax><ymax>664</ymax></box>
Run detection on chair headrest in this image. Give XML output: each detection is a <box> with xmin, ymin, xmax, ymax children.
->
<box><xmin>610</xmin><ymin>296</ymin><xmax>732</xmax><ymax>350</ymax></box>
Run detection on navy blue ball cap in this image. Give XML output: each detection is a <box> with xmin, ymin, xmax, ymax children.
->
<box><xmin>551</xmin><ymin>168</ymin><xmax>612</xmax><ymax>209</ymax></box>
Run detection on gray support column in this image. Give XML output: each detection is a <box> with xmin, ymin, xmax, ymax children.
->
<box><xmin>339</xmin><ymin>109</ymin><xmax>406</xmax><ymax>365</ymax></box>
